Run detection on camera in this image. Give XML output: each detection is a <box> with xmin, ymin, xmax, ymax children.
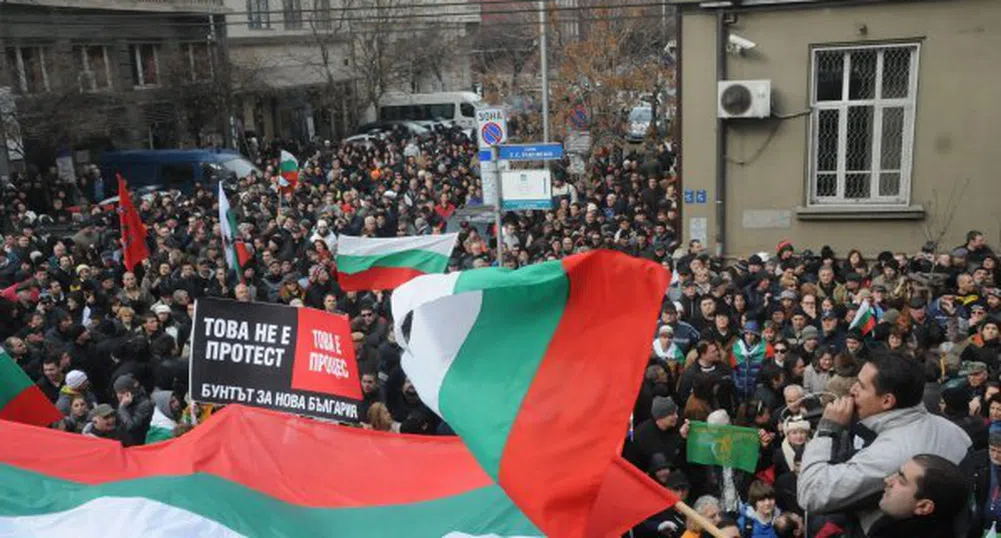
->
<box><xmin>727</xmin><ymin>34</ymin><xmax>758</xmax><ymax>55</ymax></box>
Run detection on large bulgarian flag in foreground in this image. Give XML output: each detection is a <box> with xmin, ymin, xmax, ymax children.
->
<box><xmin>0</xmin><ymin>348</ymin><xmax>61</xmax><ymax>427</ymax></box>
<box><xmin>391</xmin><ymin>250</ymin><xmax>677</xmax><ymax>538</ymax></box>
<box><xmin>337</xmin><ymin>233</ymin><xmax>459</xmax><ymax>291</ymax></box>
<box><xmin>0</xmin><ymin>404</ymin><xmax>541</xmax><ymax>537</ymax></box>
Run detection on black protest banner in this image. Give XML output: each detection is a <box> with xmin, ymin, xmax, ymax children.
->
<box><xmin>190</xmin><ymin>298</ymin><xmax>362</xmax><ymax>422</ymax></box>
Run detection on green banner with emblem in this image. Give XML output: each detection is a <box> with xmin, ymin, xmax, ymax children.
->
<box><xmin>686</xmin><ymin>421</ymin><xmax>761</xmax><ymax>473</ymax></box>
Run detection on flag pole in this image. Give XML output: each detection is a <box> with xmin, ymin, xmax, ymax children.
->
<box><xmin>673</xmin><ymin>500</ymin><xmax>727</xmax><ymax>538</ymax></box>
<box><xmin>277</xmin><ymin>187</ymin><xmax>283</xmax><ymax>220</ymax></box>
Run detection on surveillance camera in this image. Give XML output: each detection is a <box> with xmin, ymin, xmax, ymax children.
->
<box><xmin>728</xmin><ymin>34</ymin><xmax>757</xmax><ymax>52</ymax></box>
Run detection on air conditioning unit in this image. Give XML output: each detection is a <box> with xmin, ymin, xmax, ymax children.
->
<box><xmin>717</xmin><ymin>80</ymin><xmax>771</xmax><ymax>119</ymax></box>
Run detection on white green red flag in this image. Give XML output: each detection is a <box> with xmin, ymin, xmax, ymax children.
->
<box><xmin>144</xmin><ymin>405</ymin><xmax>175</xmax><ymax>444</ymax></box>
<box><xmin>279</xmin><ymin>150</ymin><xmax>298</xmax><ymax>190</ymax></box>
<box><xmin>218</xmin><ymin>183</ymin><xmax>250</xmax><ymax>274</ymax></box>
<box><xmin>336</xmin><ymin>233</ymin><xmax>458</xmax><ymax>291</ymax></box>
<box><xmin>850</xmin><ymin>298</ymin><xmax>877</xmax><ymax>335</ymax></box>
<box><xmin>0</xmin><ymin>405</ymin><xmax>541</xmax><ymax>537</ymax></box>
<box><xmin>391</xmin><ymin>250</ymin><xmax>678</xmax><ymax>537</ymax></box>
<box><xmin>0</xmin><ymin>348</ymin><xmax>61</xmax><ymax>427</ymax></box>
<box><xmin>730</xmin><ymin>339</ymin><xmax>766</xmax><ymax>369</ymax></box>
<box><xmin>144</xmin><ymin>392</ymin><xmax>177</xmax><ymax>444</ymax></box>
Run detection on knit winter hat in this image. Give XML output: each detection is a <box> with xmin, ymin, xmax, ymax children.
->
<box><xmin>707</xmin><ymin>409</ymin><xmax>731</xmax><ymax>425</ymax></box>
<box><xmin>801</xmin><ymin>326</ymin><xmax>820</xmax><ymax>340</ymax></box>
<box><xmin>784</xmin><ymin>416</ymin><xmax>811</xmax><ymax>433</ymax></box>
<box><xmin>651</xmin><ymin>396</ymin><xmax>678</xmax><ymax>420</ymax></box>
<box><xmin>66</xmin><ymin>370</ymin><xmax>88</xmax><ymax>390</ymax></box>
<box><xmin>113</xmin><ymin>374</ymin><xmax>137</xmax><ymax>393</ymax></box>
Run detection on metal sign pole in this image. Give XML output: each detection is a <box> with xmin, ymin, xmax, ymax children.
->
<box><xmin>493</xmin><ymin>145</ymin><xmax>504</xmax><ymax>266</ymax></box>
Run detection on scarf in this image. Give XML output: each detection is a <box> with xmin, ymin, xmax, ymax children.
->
<box><xmin>781</xmin><ymin>438</ymin><xmax>806</xmax><ymax>474</ymax></box>
<box><xmin>59</xmin><ymin>385</ymin><xmax>82</xmax><ymax>397</ymax></box>
<box><xmin>733</xmin><ymin>338</ymin><xmax>766</xmax><ymax>367</ymax></box>
<box><xmin>653</xmin><ymin>338</ymin><xmax>685</xmax><ymax>363</ymax></box>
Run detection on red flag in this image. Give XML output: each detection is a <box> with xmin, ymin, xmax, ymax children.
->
<box><xmin>117</xmin><ymin>175</ymin><xmax>149</xmax><ymax>271</ymax></box>
<box><xmin>235</xmin><ymin>242</ymin><xmax>252</xmax><ymax>268</ymax></box>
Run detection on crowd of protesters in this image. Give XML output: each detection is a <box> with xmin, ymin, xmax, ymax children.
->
<box><xmin>0</xmin><ymin>123</ymin><xmax>996</xmax><ymax>537</ymax></box>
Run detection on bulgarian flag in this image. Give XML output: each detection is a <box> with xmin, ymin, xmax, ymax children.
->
<box><xmin>337</xmin><ymin>233</ymin><xmax>459</xmax><ymax>291</ymax></box>
<box><xmin>0</xmin><ymin>405</ymin><xmax>542</xmax><ymax>537</ymax></box>
<box><xmin>144</xmin><ymin>406</ymin><xmax>175</xmax><ymax>444</ymax></box>
<box><xmin>391</xmin><ymin>250</ymin><xmax>678</xmax><ymax>537</ymax></box>
<box><xmin>0</xmin><ymin>348</ymin><xmax>61</xmax><ymax>427</ymax></box>
<box><xmin>279</xmin><ymin>149</ymin><xmax>299</xmax><ymax>190</ymax></box>
<box><xmin>218</xmin><ymin>183</ymin><xmax>251</xmax><ymax>274</ymax></box>
<box><xmin>730</xmin><ymin>339</ymin><xmax>766</xmax><ymax>369</ymax></box>
<box><xmin>145</xmin><ymin>393</ymin><xmax>178</xmax><ymax>444</ymax></box>
<box><xmin>850</xmin><ymin>298</ymin><xmax>877</xmax><ymax>335</ymax></box>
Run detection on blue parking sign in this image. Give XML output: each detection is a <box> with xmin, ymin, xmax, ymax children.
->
<box><xmin>684</xmin><ymin>190</ymin><xmax>694</xmax><ymax>204</ymax></box>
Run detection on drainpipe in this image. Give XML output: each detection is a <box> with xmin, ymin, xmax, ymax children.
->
<box><xmin>714</xmin><ymin>9</ymin><xmax>728</xmax><ymax>258</ymax></box>
<box><xmin>673</xmin><ymin>5</ymin><xmax>683</xmax><ymax>231</ymax></box>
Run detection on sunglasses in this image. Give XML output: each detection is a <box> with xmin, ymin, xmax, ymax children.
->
<box><xmin>775</xmin><ymin>348</ymin><xmax>788</xmax><ymax>353</ymax></box>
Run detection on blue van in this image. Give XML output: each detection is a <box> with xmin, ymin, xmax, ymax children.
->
<box><xmin>98</xmin><ymin>149</ymin><xmax>261</xmax><ymax>199</ymax></box>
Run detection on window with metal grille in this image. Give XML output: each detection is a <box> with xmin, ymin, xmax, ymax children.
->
<box><xmin>247</xmin><ymin>0</ymin><xmax>270</xmax><ymax>29</ymax></box>
<box><xmin>313</xmin><ymin>0</ymin><xmax>331</xmax><ymax>29</ymax></box>
<box><xmin>283</xmin><ymin>0</ymin><xmax>303</xmax><ymax>30</ymax></box>
<box><xmin>809</xmin><ymin>43</ymin><xmax>919</xmax><ymax>205</ymax></box>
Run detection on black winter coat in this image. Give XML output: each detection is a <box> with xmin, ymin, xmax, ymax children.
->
<box><xmin>625</xmin><ymin>418</ymin><xmax>686</xmax><ymax>473</ymax></box>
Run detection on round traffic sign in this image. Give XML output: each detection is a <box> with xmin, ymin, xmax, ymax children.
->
<box><xmin>481</xmin><ymin>122</ymin><xmax>504</xmax><ymax>146</ymax></box>
<box><xmin>569</xmin><ymin>104</ymin><xmax>589</xmax><ymax>129</ymax></box>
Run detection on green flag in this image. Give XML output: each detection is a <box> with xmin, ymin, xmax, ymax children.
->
<box><xmin>686</xmin><ymin>421</ymin><xmax>761</xmax><ymax>473</ymax></box>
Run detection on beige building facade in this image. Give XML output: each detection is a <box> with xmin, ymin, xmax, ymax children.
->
<box><xmin>673</xmin><ymin>0</ymin><xmax>1001</xmax><ymax>257</ymax></box>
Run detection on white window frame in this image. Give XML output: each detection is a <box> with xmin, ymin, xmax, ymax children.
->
<box><xmin>131</xmin><ymin>44</ymin><xmax>160</xmax><ymax>89</ymax></box>
<box><xmin>186</xmin><ymin>43</ymin><xmax>214</xmax><ymax>82</ymax></box>
<box><xmin>807</xmin><ymin>42</ymin><xmax>920</xmax><ymax>206</ymax></box>
<box><xmin>11</xmin><ymin>46</ymin><xmax>50</xmax><ymax>95</ymax></box>
<box><xmin>78</xmin><ymin>45</ymin><xmax>113</xmax><ymax>92</ymax></box>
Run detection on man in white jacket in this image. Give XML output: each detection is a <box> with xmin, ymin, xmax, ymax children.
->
<box><xmin>797</xmin><ymin>352</ymin><xmax>971</xmax><ymax>536</ymax></box>
<box><xmin>310</xmin><ymin>219</ymin><xmax>338</xmax><ymax>253</ymax></box>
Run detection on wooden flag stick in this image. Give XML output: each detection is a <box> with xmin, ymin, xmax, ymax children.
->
<box><xmin>672</xmin><ymin>500</ymin><xmax>728</xmax><ymax>538</ymax></box>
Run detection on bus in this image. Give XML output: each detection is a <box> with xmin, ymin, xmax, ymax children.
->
<box><xmin>376</xmin><ymin>92</ymin><xmax>482</xmax><ymax>131</ymax></box>
<box><xmin>99</xmin><ymin>149</ymin><xmax>259</xmax><ymax>198</ymax></box>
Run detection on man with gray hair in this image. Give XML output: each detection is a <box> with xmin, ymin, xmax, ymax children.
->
<box><xmin>685</xmin><ymin>495</ymin><xmax>722</xmax><ymax>537</ymax></box>
<box><xmin>775</xmin><ymin>384</ymin><xmax>822</xmax><ymax>430</ymax></box>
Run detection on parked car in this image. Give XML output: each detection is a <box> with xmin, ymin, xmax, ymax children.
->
<box><xmin>625</xmin><ymin>106</ymin><xmax>654</xmax><ymax>142</ymax></box>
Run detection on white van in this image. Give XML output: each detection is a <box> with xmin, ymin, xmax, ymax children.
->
<box><xmin>376</xmin><ymin>92</ymin><xmax>482</xmax><ymax>131</ymax></box>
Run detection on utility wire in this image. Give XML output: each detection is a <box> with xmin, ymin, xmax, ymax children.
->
<box><xmin>0</xmin><ymin>0</ymin><xmax>659</xmax><ymax>19</ymax></box>
<box><xmin>0</xmin><ymin>2</ymin><xmax>671</xmax><ymax>30</ymax></box>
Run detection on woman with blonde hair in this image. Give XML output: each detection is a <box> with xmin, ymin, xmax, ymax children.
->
<box><xmin>367</xmin><ymin>402</ymin><xmax>401</xmax><ymax>433</ymax></box>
